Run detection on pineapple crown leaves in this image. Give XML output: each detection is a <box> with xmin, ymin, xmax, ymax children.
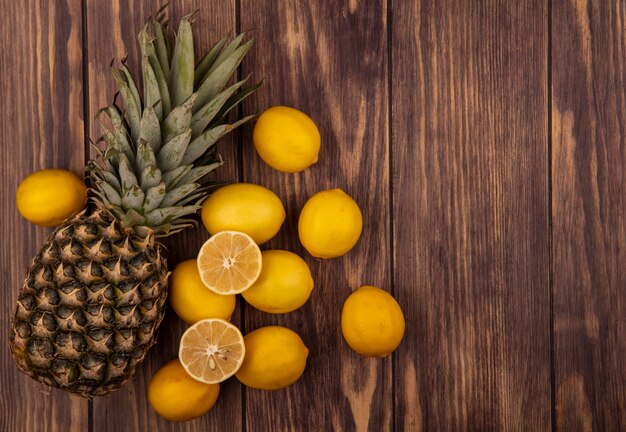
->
<box><xmin>88</xmin><ymin>9</ymin><xmax>259</xmax><ymax>238</ymax></box>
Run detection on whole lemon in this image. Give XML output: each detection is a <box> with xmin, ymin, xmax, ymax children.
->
<box><xmin>236</xmin><ymin>326</ymin><xmax>308</xmax><ymax>390</ymax></box>
<box><xmin>242</xmin><ymin>250</ymin><xmax>314</xmax><ymax>314</ymax></box>
<box><xmin>169</xmin><ymin>259</ymin><xmax>237</xmax><ymax>324</ymax></box>
<box><xmin>148</xmin><ymin>359</ymin><xmax>220</xmax><ymax>421</ymax></box>
<box><xmin>253</xmin><ymin>106</ymin><xmax>321</xmax><ymax>173</ymax></box>
<box><xmin>298</xmin><ymin>188</ymin><xmax>363</xmax><ymax>259</ymax></box>
<box><xmin>341</xmin><ymin>286</ymin><xmax>405</xmax><ymax>357</ymax></box>
<box><xmin>16</xmin><ymin>168</ymin><xmax>87</xmax><ymax>227</ymax></box>
<box><xmin>201</xmin><ymin>183</ymin><xmax>286</xmax><ymax>244</ymax></box>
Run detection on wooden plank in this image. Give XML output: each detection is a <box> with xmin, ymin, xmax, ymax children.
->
<box><xmin>0</xmin><ymin>1</ymin><xmax>88</xmax><ymax>431</ymax></box>
<box><xmin>239</xmin><ymin>1</ymin><xmax>390</xmax><ymax>431</ymax></box>
<box><xmin>391</xmin><ymin>1</ymin><xmax>551</xmax><ymax>430</ymax></box>
<box><xmin>552</xmin><ymin>0</ymin><xmax>626</xmax><ymax>430</ymax></box>
<box><xmin>86</xmin><ymin>1</ymin><xmax>242</xmax><ymax>430</ymax></box>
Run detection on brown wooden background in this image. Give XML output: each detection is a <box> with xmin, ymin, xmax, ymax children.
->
<box><xmin>1</xmin><ymin>0</ymin><xmax>624</xmax><ymax>431</ymax></box>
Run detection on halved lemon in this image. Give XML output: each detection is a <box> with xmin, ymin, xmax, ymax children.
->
<box><xmin>197</xmin><ymin>230</ymin><xmax>262</xmax><ymax>295</ymax></box>
<box><xmin>179</xmin><ymin>318</ymin><xmax>246</xmax><ymax>384</ymax></box>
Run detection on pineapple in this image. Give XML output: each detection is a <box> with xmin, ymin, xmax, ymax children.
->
<box><xmin>10</xmin><ymin>8</ymin><xmax>258</xmax><ymax>397</ymax></box>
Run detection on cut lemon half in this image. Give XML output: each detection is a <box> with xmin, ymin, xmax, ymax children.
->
<box><xmin>179</xmin><ymin>318</ymin><xmax>246</xmax><ymax>384</ymax></box>
<box><xmin>197</xmin><ymin>230</ymin><xmax>262</xmax><ymax>295</ymax></box>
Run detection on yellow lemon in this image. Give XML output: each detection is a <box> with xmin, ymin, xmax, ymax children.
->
<box><xmin>298</xmin><ymin>188</ymin><xmax>363</xmax><ymax>259</ymax></box>
<box><xmin>201</xmin><ymin>183</ymin><xmax>286</xmax><ymax>244</ymax></box>
<box><xmin>168</xmin><ymin>259</ymin><xmax>236</xmax><ymax>324</ymax></box>
<box><xmin>236</xmin><ymin>326</ymin><xmax>308</xmax><ymax>390</ymax></box>
<box><xmin>242</xmin><ymin>250</ymin><xmax>314</xmax><ymax>314</ymax></box>
<box><xmin>341</xmin><ymin>286</ymin><xmax>405</xmax><ymax>357</ymax></box>
<box><xmin>253</xmin><ymin>106</ymin><xmax>321</xmax><ymax>173</ymax></box>
<box><xmin>148</xmin><ymin>359</ymin><xmax>220</xmax><ymax>421</ymax></box>
<box><xmin>16</xmin><ymin>168</ymin><xmax>87</xmax><ymax>227</ymax></box>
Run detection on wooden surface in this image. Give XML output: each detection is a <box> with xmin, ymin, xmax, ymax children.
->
<box><xmin>0</xmin><ymin>2</ymin><xmax>88</xmax><ymax>431</ymax></box>
<box><xmin>392</xmin><ymin>1</ymin><xmax>551</xmax><ymax>430</ymax></box>
<box><xmin>552</xmin><ymin>1</ymin><xmax>626</xmax><ymax>431</ymax></box>
<box><xmin>0</xmin><ymin>1</ymin><xmax>624</xmax><ymax>431</ymax></box>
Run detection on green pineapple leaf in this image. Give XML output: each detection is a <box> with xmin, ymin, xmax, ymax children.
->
<box><xmin>157</xmin><ymin>129</ymin><xmax>192</xmax><ymax>171</ymax></box>
<box><xmin>199</xmin><ymin>32</ymin><xmax>246</xmax><ymax>85</ymax></box>
<box><xmin>139</xmin><ymin>165</ymin><xmax>162</xmax><ymax>190</ymax></box>
<box><xmin>211</xmin><ymin>80</ymin><xmax>262</xmax><ymax>126</ymax></box>
<box><xmin>143</xmin><ymin>182</ymin><xmax>167</xmax><ymax>212</ymax></box>
<box><xmin>191</xmin><ymin>77</ymin><xmax>249</xmax><ymax>138</ymax></box>
<box><xmin>162</xmin><ymin>93</ymin><xmax>196</xmax><ymax>143</ymax></box>
<box><xmin>168</xmin><ymin>13</ymin><xmax>195</xmax><ymax>106</ymax></box>
<box><xmin>194</xmin><ymin>34</ymin><xmax>229</xmax><ymax>86</ymax></box>
<box><xmin>139</xmin><ymin>107</ymin><xmax>161</xmax><ymax>152</ymax></box>
<box><xmin>194</xmin><ymin>38</ymin><xmax>253</xmax><ymax>109</ymax></box>
<box><xmin>152</xmin><ymin>17</ymin><xmax>170</xmax><ymax>77</ymax></box>
<box><xmin>121</xmin><ymin>184</ymin><xmax>146</xmax><ymax>211</ymax></box>
<box><xmin>161</xmin><ymin>183</ymin><xmax>200</xmax><ymax>207</ymax></box>
<box><xmin>161</xmin><ymin>165</ymin><xmax>191</xmax><ymax>188</ymax></box>
<box><xmin>111</xmin><ymin>68</ymin><xmax>142</xmax><ymax>142</ymax></box>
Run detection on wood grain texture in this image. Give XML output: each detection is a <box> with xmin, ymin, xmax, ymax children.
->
<box><xmin>391</xmin><ymin>1</ymin><xmax>551</xmax><ymax>430</ymax></box>
<box><xmin>552</xmin><ymin>0</ymin><xmax>626</xmax><ymax>430</ymax></box>
<box><xmin>0</xmin><ymin>1</ymin><xmax>88</xmax><ymax>431</ymax></box>
<box><xmin>239</xmin><ymin>1</ymin><xmax>391</xmax><ymax>431</ymax></box>
<box><xmin>85</xmin><ymin>1</ymin><xmax>242</xmax><ymax>430</ymax></box>
<box><xmin>5</xmin><ymin>0</ymin><xmax>626</xmax><ymax>430</ymax></box>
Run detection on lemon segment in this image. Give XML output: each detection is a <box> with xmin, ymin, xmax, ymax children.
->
<box><xmin>242</xmin><ymin>250</ymin><xmax>314</xmax><ymax>314</ymax></box>
<box><xmin>148</xmin><ymin>359</ymin><xmax>220</xmax><ymax>421</ymax></box>
<box><xmin>253</xmin><ymin>106</ymin><xmax>321</xmax><ymax>173</ymax></box>
<box><xmin>236</xmin><ymin>326</ymin><xmax>308</xmax><ymax>390</ymax></box>
<box><xmin>197</xmin><ymin>231</ymin><xmax>262</xmax><ymax>295</ymax></box>
<box><xmin>298</xmin><ymin>188</ymin><xmax>363</xmax><ymax>259</ymax></box>
<box><xmin>179</xmin><ymin>318</ymin><xmax>246</xmax><ymax>384</ymax></box>
<box><xmin>16</xmin><ymin>169</ymin><xmax>87</xmax><ymax>227</ymax></box>
<box><xmin>341</xmin><ymin>286</ymin><xmax>405</xmax><ymax>357</ymax></box>
<box><xmin>201</xmin><ymin>183</ymin><xmax>286</xmax><ymax>244</ymax></box>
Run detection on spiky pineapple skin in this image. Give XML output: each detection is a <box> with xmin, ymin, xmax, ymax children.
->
<box><xmin>10</xmin><ymin>209</ymin><xmax>168</xmax><ymax>397</ymax></box>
